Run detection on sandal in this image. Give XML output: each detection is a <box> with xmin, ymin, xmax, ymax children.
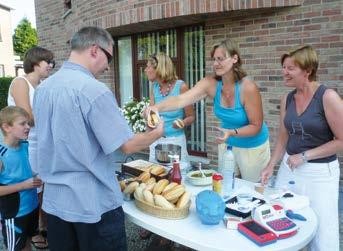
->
<box><xmin>31</xmin><ymin>234</ymin><xmax>49</xmax><ymax>249</ymax></box>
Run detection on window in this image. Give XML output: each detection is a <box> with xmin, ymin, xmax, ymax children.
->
<box><xmin>115</xmin><ymin>25</ymin><xmax>206</xmax><ymax>153</ymax></box>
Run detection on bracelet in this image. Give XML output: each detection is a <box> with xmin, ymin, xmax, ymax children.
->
<box><xmin>301</xmin><ymin>151</ymin><xmax>308</xmax><ymax>163</ymax></box>
<box><xmin>234</xmin><ymin>129</ymin><xmax>238</xmax><ymax>135</ymax></box>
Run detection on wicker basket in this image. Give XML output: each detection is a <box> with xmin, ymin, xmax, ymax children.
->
<box><xmin>134</xmin><ymin>193</ymin><xmax>190</xmax><ymax>219</ymax></box>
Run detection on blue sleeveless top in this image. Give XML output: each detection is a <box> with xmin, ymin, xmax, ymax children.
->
<box><xmin>153</xmin><ymin>80</ymin><xmax>185</xmax><ymax>137</ymax></box>
<box><xmin>213</xmin><ymin>80</ymin><xmax>269</xmax><ymax>148</ymax></box>
<box><xmin>0</xmin><ymin>141</ymin><xmax>38</xmax><ymax>218</ymax></box>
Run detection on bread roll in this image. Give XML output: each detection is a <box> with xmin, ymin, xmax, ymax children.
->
<box><xmin>154</xmin><ymin>195</ymin><xmax>175</xmax><ymax>209</ymax></box>
<box><xmin>134</xmin><ymin>186</ymin><xmax>144</xmax><ymax>201</ymax></box>
<box><xmin>147</xmin><ymin>111</ymin><xmax>160</xmax><ymax>128</ymax></box>
<box><xmin>174</xmin><ymin>119</ymin><xmax>185</xmax><ymax>128</ymax></box>
<box><xmin>152</xmin><ymin>179</ymin><xmax>169</xmax><ymax>195</ymax></box>
<box><xmin>123</xmin><ymin>181</ymin><xmax>139</xmax><ymax>194</ymax></box>
<box><xmin>146</xmin><ymin>177</ymin><xmax>156</xmax><ymax>185</ymax></box>
<box><xmin>119</xmin><ymin>180</ymin><xmax>126</xmax><ymax>192</ymax></box>
<box><xmin>138</xmin><ymin>171</ymin><xmax>150</xmax><ymax>183</ymax></box>
<box><xmin>162</xmin><ymin>184</ymin><xmax>185</xmax><ymax>201</ymax></box>
<box><xmin>150</xmin><ymin>165</ymin><xmax>165</xmax><ymax>176</ymax></box>
<box><xmin>176</xmin><ymin>191</ymin><xmax>191</xmax><ymax>208</ymax></box>
<box><xmin>145</xmin><ymin>182</ymin><xmax>156</xmax><ymax>192</ymax></box>
<box><xmin>139</xmin><ymin>183</ymin><xmax>147</xmax><ymax>189</ymax></box>
<box><xmin>143</xmin><ymin>189</ymin><xmax>154</xmax><ymax>205</ymax></box>
<box><xmin>162</xmin><ymin>182</ymin><xmax>178</xmax><ymax>193</ymax></box>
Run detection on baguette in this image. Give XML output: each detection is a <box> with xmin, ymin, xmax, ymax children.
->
<box><xmin>162</xmin><ymin>184</ymin><xmax>185</xmax><ymax>201</ymax></box>
<box><xmin>162</xmin><ymin>182</ymin><xmax>178</xmax><ymax>193</ymax></box>
<box><xmin>152</xmin><ymin>179</ymin><xmax>169</xmax><ymax>195</ymax></box>
<box><xmin>146</xmin><ymin>177</ymin><xmax>156</xmax><ymax>185</ymax></box>
<box><xmin>123</xmin><ymin>181</ymin><xmax>139</xmax><ymax>194</ymax></box>
<box><xmin>143</xmin><ymin>189</ymin><xmax>154</xmax><ymax>205</ymax></box>
<box><xmin>134</xmin><ymin>186</ymin><xmax>144</xmax><ymax>201</ymax></box>
<box><xmin>145</xmin><ymin>182</ymin><xmax>156</xmax><ymax>192</ymax></box>
<box><xmin>150</xmin><ymin>165</ymin><xmax>165</xmax><ymax>176</ymax></box>
<box><xmin>139</xmin><ymin>183</ymin><xmax>147</xmax><ymax>189</ymax></box>
<box><xmin>154</xmin><ymin>195</ymin><xmax>175</xmax><ymax>209</ymax></box>
<box><xmin>138</xmin><ymin>171</ymin><xmax>150</xmax><ymax>183</ymax></box>
<box><xmin>119</xmin><ymin>180</ymin><xmax>126</xmax><ymax>192</ymax></box>
<box><xmin>176</xmin><ymin>191</ymin><xmax>191</xmax><ymax>208</ymax></box>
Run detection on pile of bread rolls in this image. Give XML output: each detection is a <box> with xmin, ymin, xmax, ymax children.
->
<box><xmin>121</xmin><ymin>171</ymin><xmax>191</xmax><ymax>209</ymax></box>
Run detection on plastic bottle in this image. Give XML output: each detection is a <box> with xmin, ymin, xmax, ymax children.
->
<box><xmin>219</xmin><ymin>146</ymin><xmax>235</xmax><ymax>198</ymax></box>
<box><xmin>288</xmin><ymin>180</ymin><xmax>296</xmax><ymax>194</ymax></box>
<box><xmin>170</xmin><ymin>155</ymin><xmax>182</xmax><ymax>184</ymax></box>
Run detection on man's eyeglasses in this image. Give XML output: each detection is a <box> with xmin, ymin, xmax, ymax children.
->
<box><xmin>99</xmin><ymin>46</ymin><xmax>113</xmax><ymax>64</ymax></box>
<box><xmin>45</xmin><ymin>59</ymin><xmax>55</xmax><ymax>68</ymax></box>
<box><xmin>212</xmin><ymin>56</ymin><xmax>228</xmax><ymax>64</ymax></box>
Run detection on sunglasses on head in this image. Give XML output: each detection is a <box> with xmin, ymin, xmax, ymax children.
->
<box><xmin>150</xmin><ymin>54</ymin><xmax>158</xmax><ymax>64</ymax></box>
<box><xmin>98</xmin><ymin>46</ymin><xmax>113</xmax><ymax>64</ymax></box>
<box><xmin>45</xmin><ymin>59</ymin><xmax>55</xmax><ymax>68</ymax></box>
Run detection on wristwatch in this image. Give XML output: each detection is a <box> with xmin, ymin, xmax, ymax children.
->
<box><xmin>301</xmin><ymin>151</ymin><xmax>308</xmax><ymax>163</ymax></box>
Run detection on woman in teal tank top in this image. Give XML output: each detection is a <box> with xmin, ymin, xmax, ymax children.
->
<box><xmin>145</xmin><ymin>53</ymin><xmax>195</xmax><ymax>164</ymax></box>
<box><xmin>147</xmin><ymin>39</ymin><xmax>270</xmax><ymax>182</ymax></box>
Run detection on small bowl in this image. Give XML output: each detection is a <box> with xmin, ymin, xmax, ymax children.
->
<box><xmin>187</xmin><ymin>169</ymin><xmax>215</xmax><ymax>186</ymax></box>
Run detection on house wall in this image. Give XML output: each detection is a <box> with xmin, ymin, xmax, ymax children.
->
<box><xmin>0</xmin><ymin>6</ymin><xmax>15</xmax><ymax>77</ymax></box>
<box><xmin>35</xmin><ymin>0</ymin><xmax>343</xmax><ymax>181</ymax></box>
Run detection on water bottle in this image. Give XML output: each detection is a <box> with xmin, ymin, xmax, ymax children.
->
<box><xmin>219</xmin><ymin>146</ymin><xmax>235</xmax><ymax>199</ymax></box>
<box><xmin>288</xmin><ymin>180</ymin><xmax>297</xmax><ymax>194</ymax></box>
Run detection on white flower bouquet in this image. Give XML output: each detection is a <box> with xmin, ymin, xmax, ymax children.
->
<box><xmin>121</xmin><ymin>98</ymin><xmax>150</xmax><ymax>133</ymax></box>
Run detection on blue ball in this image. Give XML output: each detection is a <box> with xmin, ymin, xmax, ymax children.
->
<box><xmin>196</xmin><ymin>190</ymin><xmax>226</xmax><ymax>225</ymax></box>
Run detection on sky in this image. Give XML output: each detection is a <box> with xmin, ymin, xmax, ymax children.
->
<box><xmin>0</xmin><ymin>0</ymin><xmax>36</xmax><ymax>32</ymax></box>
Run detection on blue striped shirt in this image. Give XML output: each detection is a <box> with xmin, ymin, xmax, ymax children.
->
<box><xmin>33</xmin><ymin>61</ymin><xmax>134</xmax><ymax>223</ymax></box>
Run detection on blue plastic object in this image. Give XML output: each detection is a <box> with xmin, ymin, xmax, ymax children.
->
<box><xmin>196</xmin><ymin>190</ymin><xmax>226</xmax><ymax>225</ymax></box>
<box><xmin>286</xmin><ymin>210</ymin><xmax>307</xmax><ymax>221</ymax></box>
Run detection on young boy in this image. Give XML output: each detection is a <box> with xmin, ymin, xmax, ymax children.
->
<box><xmin>0</xmin><ymin>106</ymin><xmax>42</xmax><ymax>251</ymax></box>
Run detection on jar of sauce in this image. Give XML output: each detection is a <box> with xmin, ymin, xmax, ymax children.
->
<box><xmin>212</xmin><ymin>173</ymin><xmax>223</xmax><ymax>195</ymax></box>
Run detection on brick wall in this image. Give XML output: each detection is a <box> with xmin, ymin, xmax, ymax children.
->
<box><xmin>35</xmin><ymin>0</ymin><xmax>343</xmax><ymax>181</ymax></box>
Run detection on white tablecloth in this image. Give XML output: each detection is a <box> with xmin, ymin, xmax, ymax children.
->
<box><xmin>123</xmin><ymin>178</ymin><xmax>318</xmax><ymax>251</ymax></box>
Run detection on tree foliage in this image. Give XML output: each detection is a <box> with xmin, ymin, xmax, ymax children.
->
<box><xmin>12</xmin><ymin>18</ymin><xmax>38</xmax><ymax>60</ymax></box>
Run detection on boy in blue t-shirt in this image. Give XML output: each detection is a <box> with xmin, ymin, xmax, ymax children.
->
<box><xmin>0</xmin><ymin>106</ymin><xmax>42</xmax><ymax>251</ymax></box>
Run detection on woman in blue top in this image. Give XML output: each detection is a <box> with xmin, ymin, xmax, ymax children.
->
<box><xmin>147</xmin><ymin>39</ymin><xmax>270</xmax><ymax>182</ymax></box>
<box><xmin>145</xmin><ymin>52</ymin><xmax>195</xmax><ymax>164</ymax></box>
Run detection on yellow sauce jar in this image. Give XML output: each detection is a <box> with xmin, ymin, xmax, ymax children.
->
<box><xmin>212</xmin><ymin>173</ymin><xmax>223</xmax><ymax>195</ymax></box>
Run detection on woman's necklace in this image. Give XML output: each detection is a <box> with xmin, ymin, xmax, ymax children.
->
<box><xmin>159</xmin><ymin>83</ymin><xmax>172</xmax><ymax>97</ymax></box>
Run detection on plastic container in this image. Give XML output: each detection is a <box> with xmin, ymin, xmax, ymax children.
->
<box><xmin>219</xmin><ymin>146</ymin><xmax>235</xmax><ymax>198</ymax></box>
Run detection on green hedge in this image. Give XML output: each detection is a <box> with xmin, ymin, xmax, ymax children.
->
<box><xmin>0</xmin><ymin>77</ymin><xmax>14</xmax><ymax>110</ymax></box>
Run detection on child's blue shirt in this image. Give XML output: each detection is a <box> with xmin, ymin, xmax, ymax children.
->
<box><xmin>0</xmin><ymin>141</ymin><xmax>38</xmax><ymax>219</ymax></box>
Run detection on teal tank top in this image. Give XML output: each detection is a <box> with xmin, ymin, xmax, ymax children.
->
<box><xmin>153</xmin><ymin>80</ymin><xmax>185</xmax><ymax>137</ymax></box>
<box><xmin>0</xmin><ymin>141</ymin><xmax>38</xmax><ymax>218</ymax></box>
<box><xmin>213</xmin><ymin>80</ymin><xmax>269</xmax><ymax>148</ymax></box>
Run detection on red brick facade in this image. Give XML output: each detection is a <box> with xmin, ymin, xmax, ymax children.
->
<box><xmin>35</xmin><ymin>0</ymin><xmax>342</xmax><ymax>180</ymax></box>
